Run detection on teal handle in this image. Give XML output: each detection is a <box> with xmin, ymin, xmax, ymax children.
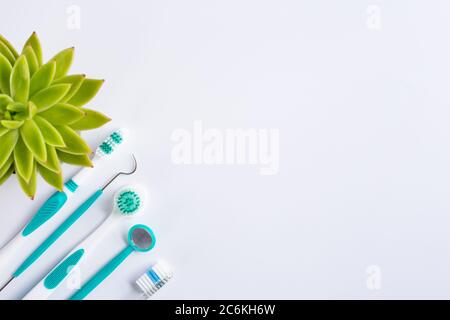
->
<box><xmin>21</xmin><ymin>179</ymin><xmax>79</xmax><ymax>237</ymax></box>
<box><xmin>14</xmin><ymin>189</ymin><xmax>103</xmax><ymax>278</ymax></box>
<box><xmin>22</xmin><ymin>191</ymin><xmax>68</xmax><ymax>236</ymax></box>
<box><xmin>69</xmin><ymin>246</ymin><xmax>134</xmax><ymax>300</ymax></box>
<box><xmin>44</xmin><ymin>249</ymin><xmax>85</xmax><ymax>289</ymax></box>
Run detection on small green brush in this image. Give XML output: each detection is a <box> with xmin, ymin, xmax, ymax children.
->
<box><xmin>23</xmin><ymin>185</ymin><xmax>147</xmax><ymax>300</ymax></box>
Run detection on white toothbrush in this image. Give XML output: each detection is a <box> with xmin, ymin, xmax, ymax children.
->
<box><xmin>23</xmin><ymin>185</ymin><xmax>147</xmax><ymax>300</ymax></box>
<box><xmin>0</xmin><ymin>129</ymin><xmax>128</xmax><ymax>290</ymax></box>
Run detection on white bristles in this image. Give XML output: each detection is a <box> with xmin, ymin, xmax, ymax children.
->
<box><xmin>94</xmin><ymin>128</ymin><xmax>128</xmax><ymax>158</ymax></box>
<box><xmin>136</xmin><ymin>261</ymin><xmax>173</xmax><ymax>299</ymax></box>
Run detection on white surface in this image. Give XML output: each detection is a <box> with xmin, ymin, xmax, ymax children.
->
<box><xmin>1</xmin><ymin>0</ymin><xmax>450</xmax><ymax>299</ymax></box>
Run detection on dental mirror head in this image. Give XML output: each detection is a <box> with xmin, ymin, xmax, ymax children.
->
<box><xmin>128</xmin><ymin>224</ymin><xmax>156</xmax><ymax>252</ymax></box>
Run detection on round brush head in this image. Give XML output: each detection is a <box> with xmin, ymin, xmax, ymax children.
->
<box><xmin>113</xmin><ymin>185</ymin><xmax>147</xmax><ymax>217</ymax></box>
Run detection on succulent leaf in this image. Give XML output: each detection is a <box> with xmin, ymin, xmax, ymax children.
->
<box><xmin>20</xmin><ymin>119</ymin><xmax>47</xmax><ymax>162</ymax></box>
<box><xmin>37</xmin><ymin>163</ymin><xmax>63</xmax><ymax>190</ymax></box>
<box><xmin>0</xmin><ymin>129</ymin><xmax>18</xmax><ymax>168</ymax></box>
<box><xmin>0</xmin><ymin>127</ymin><xmax>9</xmax><ymax>138</ymax></box>
<box><xmin>17</xmin><ymin>162</ymin><xmax>36</xmax><ymax>199</ymax></box>
<box><xmin>10</xmin><ymin>55</ymin><xmax>30</xmax><ymax>103</ymax></box>
<box><xmin>0</xmin><ymin>94</ymin><xmax>13</xmax><ymax>110</ymax></box>
<box><xmin>31</xmin><ymin>84</ymin><xmax>71</xmax><ymax>111</ymax></box>
<box><xmin>33</xmin><ymin>115</ymin><xmax>65</xmax><ymax>147</ymax></box>
<box><xmin>50</xmin><ymin>47</ymin><xmax>74</xmax><ymax>79</ymax></box>
<box><xmin>40</xmin><ymin>103</ymin><xmax>85</xmax><ymax>125</ymax></box>
<box><xmin>10</xmin><ymin>102</ymin><xmax>35</xmax><ymax>121</ymax></box>
<box><xmin>1</xmin><ymin>120</ymin><xmax>24</xmax><ymax>129</ymax></box>
<box><xmin>0</xmin><ymin>34</ymin><xmax>18</xmax><ymax>59</ymax></box>
<box><xmin>23</xmin><ymin>32</ymin><xmax>43</xmax><ymax>66</ymax></box>
<box><xmin>0</xmin><ymin>33</ymin><xmax>109</xmax><ymax>197</ymax></box>
<box><xmin>57</xmin><ymin>150</ymin><xmax>93</xmax><ymax>167</ymax></box>
<box><xmin>56</xmin><ymin>125</ymin><xmax>91</xmax><ymax>154</ymax></box>
<box><xmin>67</xmin><ymin>79</ymin><xmax>104</xmax><ymax>107</ymax></box>
<box><xmin>0</xmin><ymin>156</ymin><xmax>13</xmax><ymax>178</ymax></box>
<box><xmin>37</xmin><ymin>144</ymin><xmax>60</xmax><ymax>173</ymax></box>
<box><xmin>27</xmin><ymin>101</ymin><xmax>37</xmax><ymax>119</ymax></box>
<box><xmin>0</xmin><ymin>41</ymin><xmax>16</xmax><ymax>65</ymax></box>
<box><xmin>0</xmin><ymin>165</ymin><xmax>14</xmax><ymax>186</ymax></box>
<box><xmin>6</xmin><ymin>102</ymin><xmax>27</xmax><ymax>112</ymax></box>
<box><xmin>70</xmin><ymin>109</ymin><xmax>111</xmax><ymax>130</ymax></box>
<box><xmin>14</xmin><ymin>136</ymin><xmax>33</xmax><ymax>181</ymax></box>
<box><xmin>54</xmin><ymin>74</ymin><xmax>85</xmax><ymax>103</ymax></box>
<box><xmin>13</xmin><ymin>113</ymin><xmax>30</xmax><ymax>121</ymax></box>
<box><xmin>22</xmin><ymin>46</ymin><xmax>39</xmax><ymax>76</ymax></box>
<box><xmin>3</xmin><ymin>110</ymin><xmax>11</xmax><ymax>119</ymax></box>
<box><xmin>0</xmin><ymin>54</ymin><xmax>12</xmax><ymax>95</ymax></box>
<box><xmin>30</xmin><ymin>61</ymin><xmax>56</xmax><ymax>96</ymax></box>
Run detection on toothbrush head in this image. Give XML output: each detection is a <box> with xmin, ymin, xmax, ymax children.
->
<box><xmin>136</xmin><ymin>261</ymin><xmax>173</xmax><ymax>299</ymax></box>
<box><xmin>113</xmin><ymin>185</ymin><xmax>147</xmax><ymax>217</ymax></box>
<box><xmin>95</xmin><ymin>128</ymin><xmax>129</xmax><ymax>158</ymax></box>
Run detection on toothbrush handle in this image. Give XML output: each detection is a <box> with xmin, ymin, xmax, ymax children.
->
<box><xmin>13</xmin><ymin>189</ymin><xmax>104</xmax><ymax>278</ymax></box>
<box><xmin>70</xmin><ymin>157</ymin><xmax>99</xmax><ymax>186</ymax></box>
<box><xmin>0</xmin><ymin>164</ymin><xmax>95</xmax><ymax>271</ymax></box>
<box><xmin>23</xmin><ymin>215</ymin><xmax>117</xmax><ymax>300</ymax></box>
<box><xmin>0</xmin><ymin>184</ymin><xmax>73</xmax><ymax>276</ymax></box>
<box><xmin>22</xmin><ymin>185</ymin><xmax>72</xmax><ymax>237</ymax></box>
<box><xmin>21</xmin><ymin>159</ymin><xmax>98</xmax><ymax>237</ymax></box>
<box><xmin>21</xmin><ymin>280</ymin><xmax>54</xmax><ymax>300</ymax></box>
<box><xmin>0</xmin><ymin>233</ymin><xmax>28</xmax><ymax>280</ymax></box>
<box><xmin>70</xmin><ymin>246</ymin><xmax>134</xmax><ymax>300</ymax></box>
<box><xmin>23</xmin><ymin>248</ymin><xmax>86</xmax><ymax>300</ymax></box>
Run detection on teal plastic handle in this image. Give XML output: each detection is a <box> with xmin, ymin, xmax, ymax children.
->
<box><xmin>14</xmin><ymin>189</ymin><xmax>103</xmax><ymax>278</ymax></box>
<box><xmin>69</xmin><ymin>246</ymin><xmax>134</xmax><ymax>300</ymax></box>
<box><xmin>22</xmin><ymin>191</ymin><xmax>68</xmax><ymax>237</ymax></box>
<box><xmin>44</xmin><ymin>249</ymin><xmax>85</xmax><ymax>289</ymax></box>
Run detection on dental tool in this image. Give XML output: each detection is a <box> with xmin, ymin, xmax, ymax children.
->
<box><xmin>23</xmin><ymin>185</ymin><xmax>147</xmax><ymax>300</ymax></box>
<box><xmin>70</xmin><ymin>224</ymin><xmax>156</xmax><ymax>300</ymax></box>
<box><xmin>0</xmin><ymin>155</ymin><xmax>137</xmax><ymax>292</ymax></box>
<box><xmin>0</xmin><ymin>129</ymin><xmax>128</xmax><ymax>290</ymax></box>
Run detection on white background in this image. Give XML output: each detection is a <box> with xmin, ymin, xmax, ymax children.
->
<box><xmin>1</xmin><ymin>0</ymin><xmax>450</xmax><ymax>299</ymax></box>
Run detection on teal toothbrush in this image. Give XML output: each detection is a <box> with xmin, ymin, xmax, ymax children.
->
<box><xmin>0</xmin><ymin>155</ymin><xmax>137</xmax><ymax>292</ymax></box>
<box><xmin>23</xmin><ymin>185</ymin><xmax>147</xmax><ymax>300</ymax></box>
<box><xmin>0</xmin><ymin>129</ymin><xmax>128</xmax><ymax>291</ymax></box>
<box><xmin>70</xmin><ymin>224</ymin><xmax>156</xmax><ymax>300</ymax></box>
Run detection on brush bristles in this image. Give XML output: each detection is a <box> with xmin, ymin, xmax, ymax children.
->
<box><xmin>113</xmin><ymin>185</ymin><xmax>146</xmax><ymax>217</ymax></box>
<box><xmin>95</xmin><ymin>129</ymin><xmax>128</xmax><ymax>158</ymax></box>
<box><xmin>136</xmin><ymin>262</ymin><xmax>173</xmax><ymax>299</ymax></box>
<box><xmin>117</xmin><ymin>190</ymin><xmax>141</xmax><ymax>215</ymax></box>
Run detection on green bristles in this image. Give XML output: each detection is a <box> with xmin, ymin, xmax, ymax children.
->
<box><xmin>111</xmin><ymin>132</ymin><xmax>122</xmax><ymax>144</ymax></box>
<box><xmin>97</xmin><ymin>130</ymin><xmax>125</xmax><ymax>156</ymax></box>
<box><xmin>99</xmin><ymin>141</ymin><xmax>113</xmax><ymax>154</ymax></box>
<box><xmin>117</xmin><ymin>190</ymin><xmax>141</xmax><ymax>215</ymax></box>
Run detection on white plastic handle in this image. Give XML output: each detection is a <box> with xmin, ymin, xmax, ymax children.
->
<box><xmin>0</xmin><ymin>185</ymin><xmax>76</xmax><ymax>282</ymax></box>
<box><xmin>0</xmin><ymin>233</ymin><xmax>27</xmax><ymax>277</ymax></box>
<box><xmin>23</xmin><ymin>214</ymin><xmax>119</xmax><ymax>300</ymax></box>
<box><xmin>22</xmin><ymin>280</ymin><xmax>51</xmax><ymax>300</ymax></box>
<box><xmin>70</xmin><ymin>157</ymin><xmax>100</xmax><ymax>186</ymax></box>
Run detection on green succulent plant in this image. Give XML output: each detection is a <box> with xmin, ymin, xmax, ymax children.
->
<box><xmin>0</xmin><ymin>32</ymin><xmax>111</xmax><ymax>199</ymax></box>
